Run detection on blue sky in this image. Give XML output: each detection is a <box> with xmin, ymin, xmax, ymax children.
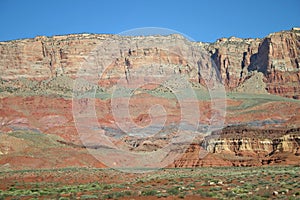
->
<box><xmin>1</xmin><ymin>0</ymin><xmax>299</xmax><ymax>42</ymax></box>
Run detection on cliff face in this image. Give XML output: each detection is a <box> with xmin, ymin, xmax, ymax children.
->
<box><xmin>0</xmin><ymin>29</ymin><xmax>299</xmax><ymax>98</ymax></box>
<box><xmin>172</xmin><ymin>127</ymin><xmax>300</xmax><ymax>167</ymax></box>
<box><xmin>204</xmin><ymin>29</ymin><xmax>300</xmax><ymax>98</ymax></box>
<box><xmin>206</xmin><ymin>131</ymin><xmax>300</xmax><ymax>156</ymax></box>
<box><xmin>206</xmin><ymin>37</ymin><xmax>261</xmax><ymax>89</ymax></box>
<box><xmin>253</xmin><ymin>31</ymin><xmax>300</xmax><ymax>98</ymax></box>
<box><xmin>0</xmin><ymin>34</ymin><xmax>208</xmax><ymax>88</ymax></box>
<box><xmin>0</xmin><ymin>34</ymin><xmax>111</xmax><ymax>80</ymax></box>
<box><xmin>204</xmin><ymin>30</ymin><xmax>300</xmax><ymax>98</ymax></box>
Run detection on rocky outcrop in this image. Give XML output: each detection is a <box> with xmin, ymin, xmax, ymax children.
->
<box><xmin>203</xmin><ymin>29</ymin><xmax>300</xmax><ymax>98</ymax></box>
<box><xmin>0</xmin><ymin>29</ymin><xmax>299</xmax><ymax>98</ymax></box>
<box><xmin>171</xmin><ymin>126</ymin><xmax>300</xmax><ymax>167</ymax></box>
<box><xmin>171</xmin><ymin>143</ymin><xmax>233</xmax><ymax>167</ymax></box>
<box><xmin>248</xmin><ymin>30</ymin><xmax>300</xmax><ymax>98</ymax></box>
<box><xmin>0</xmin><ymin>34</ymin><xmax>112</xmax><ymax>80</ymax></box>
<box><xmin>206</xmin><ymin>127</ymin><xmax>300</xmax><ymax>155</ymax></box>
<box><xmin>233</xmin><ymin>71</ymin><xmax>268</xmax><ymax>93</ymax></box>
<box><xmin>206</xmin><ymin>37</ymin><xmax>261</xmax><ymax>89</ymax></box>
<box><xmin>250</xmin><ymin>31</ymin><xmax>300</xmax><ymax>73</ymax></box>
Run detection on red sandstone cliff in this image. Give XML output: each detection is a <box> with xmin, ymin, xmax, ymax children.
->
<box><xmin>206</xmin><ymin>37</ymin><xmax>261</xmax><ymax>89</ymax></box>
<box><xmin>0</xmin><ymin>28</ymin><xmax>299</xmax><ymax>98</ymax></box>
<box><xmin>250</xmin><ymin>31</ymin><xmax>300</xmax><ymax>98</ymax></box>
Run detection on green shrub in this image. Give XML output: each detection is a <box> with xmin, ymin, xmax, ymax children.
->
<box><xmin>142</xmin><ymin>190</ymin><xmax>157</xmax><ymax>196</ymax></box>
<box><xmin>261</xmin><ymin>191</ymin><xmax>271</xmax><ymax>198</ymax></box>
<box><xmin>103</xmin><ymin>185</ymin><xmax>112</xmax><ymax>190</ymax></box>
<box><xmin>123</xmin><ymin>191</ymin><xmax>131</xmax><ymax>196</ymax></box>
<box><xmin>81</xmin><ymin>194</ymin><xmax>98</xmax><ymax>199</ymax></box>
<box><xmin>156</xmin><ymin>193</ymin><xmax>168</xmax><ymax>198</ymax></box>
<box><xmin>249</xmin><ymin>196</ymin><xmax>265</xmax><ymax>200</ymax></box>
<box><xmin>195</xmin><ymin>189</ymin><xmax>213</xmax><ymax>197</ymax></box>
<box><xmin>167</xmin><ymin>187</ymin><xmax>179</xmax><ymax>195</ymax></box>
<box><xmin>112</xmin><ymin>192</ymin><xmax>125</xmax><ymax>198</ymax></box>
<box><xmin>209</xmin><ymin>187</ymin><xmax>222</xmax><ymax>191</ymax></box>
<box><xmin>103</xmin><ymin>193</ymin><xmax>113</xmax><ymax>199</ymax></box>
<box><xmin>224</xmin><ymin>191</ymin><xmax>236</xmax><ymax>198</ymax></box>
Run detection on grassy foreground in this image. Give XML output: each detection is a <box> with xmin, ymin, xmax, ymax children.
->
<box><xmin>0</xmin><ymin>166</ymin><xmax>299</xmax><ymax>199</ymax></box>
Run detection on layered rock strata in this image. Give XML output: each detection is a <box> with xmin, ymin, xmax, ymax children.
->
<box><xmin>0</xmin><ymin>28</ymin><xmax>299</xmax><ymax>98</ymax></box>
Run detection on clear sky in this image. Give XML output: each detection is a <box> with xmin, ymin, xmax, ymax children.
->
<box><xmin>1</xmin><ymin>0</ymin><xmax>299</xmax><ymax>42</ymax></box>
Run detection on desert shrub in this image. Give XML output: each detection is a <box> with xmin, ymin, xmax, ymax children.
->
<box><xmin>80</xmin><ymin>194</ymin><xmax>98</xmax><ymax>199</ymax></box>
<box><xmin>209</xmin><ymin>187</ymin><xmax>222</xmax><ymax>191</ymax></box>
<box><xmin>288</xmin><ymin>197</ymin><xmax>298</xmax><ymax>200</ymax></box>
<box><xmin>31</xmin><ymin>191</ymin><xmax>40</xmax><ymax>196</ymax></box>
<box><xmin>58</xmin><ymin>197</ymin><xmax>69</xmax><ymax>200</ymax></box>
<box><xmin>167</xmin><ymin>187</ymin><xmax>180</xmax><ymax>195</ymax></box>
<box><xmin>261</xmin><ymin>191</ymin><xmax>271</xmax><ymax>198</ymax></box>
<box><xmin>156</xmin><ymin>193</ymin><xmax>168</xmax><ymax>198</ymax></box>
<box><xmin>0</xmin><ymin>194</ymin><xmax>8</xmax><ymax>200</ymax></box>
<box><xmin>102</xmin><ymin>193</ymin><xmax>113</xmax><ymax>199</ymax></box>
<box><xmin>142</xmin><ymin>190</ymin><xmax>157</xmax><ymax>196</ymax></box>
<box><xmin>224</xmin><ymin>190</ymin><xmax>236</xmax><ymax>198</ymax></box>
<box><xmin>39</xmin><ymin>190</ymin><xmax>51</xmax><ymax>196</ymax></box>
<box><xmin>292</xmin><ymin>174</ymin><xmax>299</xmax><ymax>178</ymax></box>
<box><xmin>232</xmin><ymin>187</ymin><xmax>248</xmax><ymax>194</ymax></box>
<box><xmin>103</xmin><ymin>191</ymin><xmax>131</xmax><ymax>199</ymax></box>
<box><xmin>123</xmin><ymin>191</ymin><xmax>131</xmax><ymax>196</ymax></box>
<box><xmin>6</xmin><ymin>87</ymin><xmax>16</xmax><ymax>93</ymax></box>
<box><xmin>136</xmin><ymin>179</ymin><xmax>145</xmax><ymax>184</ymax></box>
<box><xmin>178</xmin><ymin>192</ymin><xmax>186</xmax><ymax>198</ymax></box>
<box><xmin>239</xmin><ymin>194</ymin><xmax>249</xmax><ymax>199</ymax></box>
<box><xmin>249</xmin><ymin>196</ymin><xmax>266</xmax><ymax>200</ymax></box>
<box><xmin>195</xmin><ymin>189</ymin><xmax>213</xmax><ymax>197</ymax></box>
<box><xmin>187</xmin><ymin>183</ymin><xmax>195</xmax><ymax>188</ymax></box>
<box><xmin>102</xmin><ymin>185</ymin><xmax>112</xmax><ymax>190</ymax></box>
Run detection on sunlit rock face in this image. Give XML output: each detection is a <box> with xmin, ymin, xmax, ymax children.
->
<box><xmin>0</xmin><ymin>28</ymin><xmax>299</xmax><ymax>98</ymax></box>
<box><xmin>171</xmin><ymin>127</ymin><xmax>300</xmax><ymax>167</ymax></box>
